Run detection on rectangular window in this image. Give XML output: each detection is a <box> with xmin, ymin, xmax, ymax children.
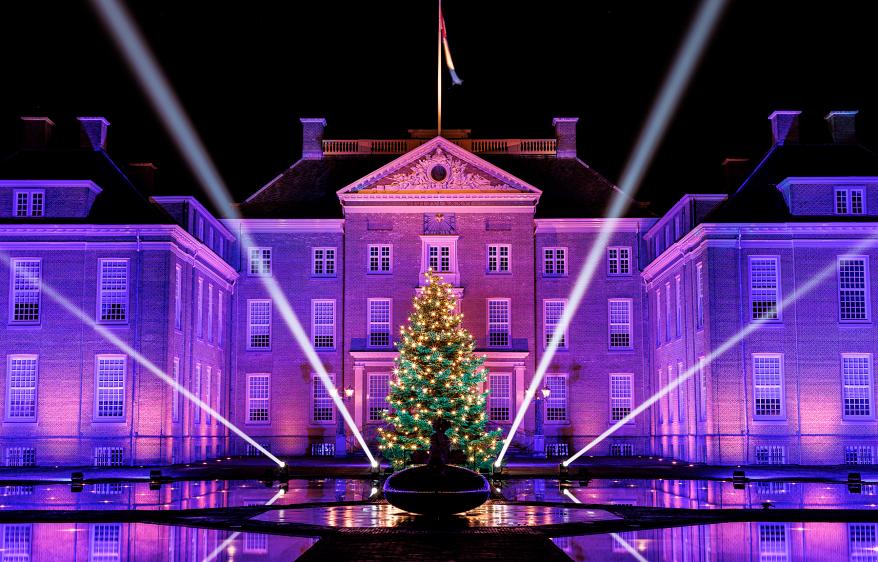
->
<box><xmin>846</xmin><ymin>445</ymin><xmax>875</xmax><ymax>465</ymax></box>
<box><xmin>196</xmin><ymin>278</ymin><xmax>203</xmax><ymax>338</ymax></box>
<box><xmin>312</xmin><ymin>374</ymin><xmax>335</xmax><ymax>423</ymax></box>
<box><xmin>428</xmin><ymin>244</ymin><xmax>452</xmax><ymax>272</ymax></box>
<box><xmin>696</xmin><ymin>262</ymin><xmax>704</xmax><ymax>329</ymax></box>
<box><xmin>487</xmin><ymin>299</ymin><xmax>511</xmax><ymax>348</ymax></box>
<box><xmin>667</xmin><ymin>363</ymin><xmax>675</xmax><ymax>423</ymax></box>
<box><xmin>368</xmin><ymin>298</ymin><xmax>392</xmax><ymax>348</ymax></box>
<box><xmin>5</xmin><ymin>447</ymin><xmax>35</xmax><ymax>467</ymax></box>
<box><xmin>698</xmin><ymin>357</ymin><xmax>707</xmax><ymax>422</ymax></box>
<box><xmin>98</xmin><ymin>259</ymin><xmax>128</xmax><ymax>323</ymax></box>
<box><xmin>1</xmin><ymin>524</ymin><xmax>32</xmax><ymax>561</ymax></box>
<box><xmin>312</xmin><ymin>247</ymin><xmax>337</xmax><ymax>276</ymax></box>
<box><xmin>10</xmin><ymin>258</ymin><xmax>41</xmax><ymax>323</ymax></box>
<box><xmin>850</xmin><ymin>524</ymin><xmax>878</xmax><ymax>562</ymax></box>
<box><xmin>758</xmin><ymin>524</ymin><xmax>788</xmax><ymax>561</ymax></box>
<box><xmin>204</xmin><ymin>366</ymin><xmax>212</xmax><ymax>425</ymax></box>
<box><xmin>750</xmin><ymin>257</ymin><xmax>780</xmax><ymax>321</ymax></box>
<box><xmin>174</xmin><ymin>265</ymin><xmax>182</xmax><ymax>330</ymax></box>
<box><xmin>753</xmin><ymin>354</ymin><xmax>784</xmax><ymax>418</ymax></box>
<box><xmin>248</xmin><ymin>247</ymin><xmax>271</xmax><ymax>276</ymax></box>
<box><xmin>836</xmin><ymin>188</ymin><xmax>867</xmax><ymax>215</ymax></box>
<box><xmin>543</xmin><ymin>247</ymin><xmax>566</xmax><ymax>276</ymax></box>
<box><xmin>610</xmin><ymin>443</ymin><xmax>634</xmax><ymax>457</ymax></box>
<box><xmin>655</xmin><ymin>289</ymin><xmax>662</xmax><ymax>348</ymax></box>
<box><xmin>247</xmin><ymin>374</ymin><xmax>270</xmax><ymax>423</ymax></box>
<box><xmin>665</xmin><ymin>282</ymin><xmax>672</xmax><ymax>342</ymax></box>
<box><xmin>215</xmin><ymin>370</ymin><xmax>222</xmax><ymax>418</ymax></box>
<box><xmin>543</xmin><ymin>300</ymin><xmax>567</xmax><ymax>349</ymax></box>
<box><xmin>217</xmin><ymin>292</ymin><xmax>224</xmax><ymax>348</ymax></box>
<box><xmin>489</xmin><ymin>373</ymin><xmax>511</xmax><ymax>422</ymax></box>
<box><xmin>93</xmin><ymin>447</ymin><xmax>124</xmax><ymax>467</ymax></box>
<box><xmin>607</xmin><ymin>247</ymin><xmax>631</xmax><ymax>276</ymax></box>
<box><xmin>368</xmin><ymin>245</ymin><xmax>392</xmax><ymax>273</ymax></box>
<box><xmin>243</xmin><ymin>531</ymin><xmax>269</xmax><ymax>554</ymax></box>
<box><xmin>675</xmin><ymin>276</ymin><xmax>683</xmax><ymax>337</ymax></box>
<box><xmin>657</xmin><ymin>368</ymin><xmax>664</xmax><ymax>424</ymax></box>
<box><xmin>207</xmin><ymin>284</ymin><xmax>214</xmax><ymax>344</ymax></box>
<box><xmin>677</xmin><ymin>360</ymin><xmax>686</xmax><ymax>422</ymax></box>
<box><xmin>95</xmin><ymin>356</ymin><xmax>125</xmax><ymax>419</ymax></box>
<box><xmin>608</xmin><ymin>299</ymin><xmax>632</xmax><ymax>349</ymax></box>
<box><xmin>193</xmin><ymin>363</ymin><xmax>201</xmax><ymax>424</ymax></box>
<box><xmin>610</xmin><ymin>374</ymin><xmax>633</xmax><ymax>422</ymax></box>
<box><xmin>247</xmin><ymin>300</ymin><xmax>271</xmax><ymax>349</ymax></box>
<box><xmin>367</xmin><ymin>373</ymin><xmax>390</xmax><ymax>422</ymax></box>
<box><xmin>842</xmin><ymin>354</ymin><xmax>873</xmax><ymax>418</ymax></box>
<box><xmin>90</xmin><ymin>523</ymin><xmax>122</xmax><ymax>562</ymax></box>
<box><xmin>196</xmin><ymin>216</ymin><xmax>205</xmax><ymax>240</ymax></box>
<box><xmin>6</xmin><ymin>355</ymin><xmax>37</xmax><ymax>420</ymax></box>
<box><xmin>755</xmin><ymin>446</ymin><xmax>787</xmax><ymax>494</ymax></box>
<box><xmin>839</xmin><ymin>257</ymin><xmax>870</xmax><ymax>321</ymax></box>
<box><xmin>312</xmin><ymin>299</ymin><xmax>336</xmax><ymax>350</ymax></box>
<box><xmin>171</xmin><ymin>357</ymin><xmax>180</xmax><ymax>423</ymax></box>
<box><xmin>487</xmin><ymin>244</ymin><xmax>510</xmax><ymax>273</ymax></box>
<box><xmin>544</xmin><ymin>374</ymin><xmax>568</xmax><ymax>422</ymax></box>
<box><xmin>13</xmin><ymin>190</ymin><xmax>44</xmax><ymax>217</ymax></box>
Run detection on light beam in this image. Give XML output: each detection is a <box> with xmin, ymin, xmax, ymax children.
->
<box><xmin>561</xmin><ymin>489</ymin><xmax>650</xmax><ymax>562</ymax></box>
<box><xmin>496</xmin><ymin>0</ymin><xmax>728</xmax><ymax>466</ymax></box>
<box><xmin>200</xmin><ymin>486</ymin><xmax>286</xmax><ymax>562</ymax></box>
<box><xmin>89</xmin><ymin>0</ymin><xmax>377</xmax><ymax>467</ymax></box>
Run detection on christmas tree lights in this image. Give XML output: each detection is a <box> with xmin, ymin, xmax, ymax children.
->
<box><xmin>378</xmin><ymin>269</ymin><xmax>502</xmax><ymax>470</ymax></box>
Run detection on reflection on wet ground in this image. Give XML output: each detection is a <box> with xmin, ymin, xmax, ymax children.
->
<box><xmin>252</xmin><ymin>502</ymin><xmax>620</xmax><ymax>527</ymax></box>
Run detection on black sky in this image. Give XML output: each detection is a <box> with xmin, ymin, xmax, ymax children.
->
<box><xmin>1</xmin><ymin>1</ymin><xmax>876</xmax><ymax>209</ymax></box>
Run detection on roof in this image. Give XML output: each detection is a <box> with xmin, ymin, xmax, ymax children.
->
<box><xmin>0</xmin><ymin>148</ymin><xmax>174</xmax><ymax>224</ymax></box>
<box><xmin>239</xmin><ymin>151</ymin><xmax>654</xmax><ymax>219</ymax></box>
<box><xmin>707</xmin><ymin>143</ymin><xmax>878</xmax><ymax>222</ymax></box>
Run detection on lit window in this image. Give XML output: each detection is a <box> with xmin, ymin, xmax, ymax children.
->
<box><xmin>98</xmin><ymin>259</ymin><xmax>128</xmax><ymax>323</ymax></box>
<box><xmin>247</xmin><ymin>374</ymin><xmax>270</xmax><ymax>423</ymax></box>
<box><xmin>487</xmin><ymin>244</ymin><xmax>510</xmax><ymax>273</ymax></box>
<box><xmin>839</xmin><ymin>257</ymin><xmax>870</xmax><ymax>321</ymax></box>
<box><xmin>667</xmin><ymin>363</ymin><xmax>675</xmax><ymax>423</ymax></box>
<box><xmin>368</xmin><ymin>299</ymin><xmax>391</xmax><ymax>348</ymax></box>
<box><xmin>488</xmin><ymin>299</ymin><xmax>511</xmax><ymax>348</ymax></box>
<box><xmin>247</xmin><ymin>300</ymin><xmax>271</xmax><ymax>349</ymax></box>
<box><xmin>608</xmin><ymin>299</ymin><xmax>632</xmax><ymax>349</ymax></box>
<box><xmin>368</xmin><ymin>245</ymin><xmax>392</xmax><ymax>273</ymax></box>
<box><xmin>248</xmin><ymin>247</ymin><xmax>271</xmax><ymax>276</ymax></box>
<box><xmin>312</xmin><ymin>247</ymin><xmax>337</xmax><ymax>276</ymax></box>
<box><xmin>607</xmin><ymin>247</ymin><xmax>631</xmax><ymax>276</ymax></box>
<box><xmin>428</xmin><ymin>244</ymin><xmax>452</xmax><ymax>272</ymax></box>
<box><xmin>0</xmin><ymin>524</ymin><xmax>31</xmax><ymax>560</ymax></box>
<box><xmin>312</xmin><ymin>374</ymin><xmax>335</xmax><ymax>423</ymax></box>
<box><xmin>544</xmin><ymin>374</ymin><xmax>568</xmax><ymax>422</ymax></box>
<box><xmin>171</xmin><ymin>358</ymin><xmax>180</xmax><ymax>423</ymax></box>
<box><xmin>543</xmin><ymin>300</ymin><xmax>567</xmax><ymax>349</ymax></box>
<box><xmin>10</xmin><ymin>258</ymin><xmax>41</xmax><ymax>323</ymax></box>
<box><xmin>13</xmin><ymin>190</ymin><xmax>43</xmax><ymax>217</ymax></box>
<box><xmin>610</xmin><ymin>374</ymin><xmax>633</xmax><ymax>422</ymax></box>
<box><xmin>677</xmin><ymin>360</ymin><xmax>686</xmax><ymax>422</ymax></box>
<box><xmin>312</xmin><ymin>300</ymin><xmax>336</xmax><ymax>350</ymax></box>
<box><xmin>207</xmin><ymin>284</ymin><xmax>214</xmax><ymax>344</ymax></box>
<box><xmin>543</xmin><ymin>247</ymin><xmax>566</xmax><ymax>276</ymax></box>
<box><xmin>698</xmin><ymin>357</ymin><xmax>707</xmax><ymax>422</ymax></box>
<box><xmin>610</xmin><ymin>443</ymin><xmax>633</xmax><ymax>457</ymax></box>
<box><xmin>215</xmin><ymin>370</ymin><xmax>222</xmax><ymax>418</ymax></box>
<box><xmin>368</xmin><ymin>373</ymin><xmax>390</xmax><ymax>422</ymax></box>
<box><xmin>90</xmin><ymin>523</ymin><xmax>122</xmax><ymax>562</ymax></box>
<box><xmin>6</xmin><ymin>355</ymin><xmax>37</xmax><ymax>421</ymax></box>
<box><xmin>193</xmin><ymin>363</ymin><xmax>201</xmax><ymax>424</ymax></box>
<box><xmin>174</xmin><ymin>265</ymin><xmax>182</xmax><ymax>331</ymax></box>
<box><xmin>695</xmin><ymin>262</ymin><xmax>704</xmax><ymax>329</ymax></box>
<box><xmin>846</xmin><ymin>445</ymin><xmax>875</xmax><ymax>465</ymax></box>
<box><xmin>217</xmin><ymin>292</ymin><xmax>224</xmax><ymax>347</ymax></box>
<box><xmin>204</xmin><ymin>366</ymin><xmax>211</xmax><ymax>425</ymax></box>
<box><xmin>755</xmin><ymin>446</ymin><xmax>787</xmax><ymax>494</ymax></box>
<box><xmin>836</xmin><ymin>188</ymin><xmax>866</xmax><ymax>215</ymax></box>
<box><xmin>842</xmin><ymin>354</ymin><xmax>872</xmax><ymax>417</ymax></box>
<box><xmin>93</xmin><ymin>447</ymin><xmax>124</xmax><ymax>467</ymax></box>
<box><xmin>95</xmin><ymin>356</ymin><xmax>125</xmax><ymax>419</ymax></box>
<box><xmin>753</xmin><ymin>354</ymin><xmax>784</xmax><ymax>418</ymax></box>
<box><xmin>665</xmin><ymin>282</ymin><xmax>671</xmax><ymax>342</ymax></box>
<box><xmin>5</xmin><ymin>447</ymin><xmax>35</xmax><ymax>467</ymax></box>
<box><xmin>489</xmin><ymin>373</ymin><xmax>511</xmax><ymax>422</ymax></box>
<box><xmin>675</xmin><ymin>276</ymin><xmax>683</xmax><ymax>337</ymax></box>
<box><xmin>196</xmin><ymin>278</ymin><xmax>203</xmax><ymax>338</ymax></box>
<box><xmin>655</xmin><ymin>289</ymin><xmax>662</xmax><ymax>348</ymax></box>
<box><xmin>750</xmin><ymin>257</ymin><xmax>780</xmax><ymax>321</ymax></box>
<box><xmin>243</xmin><ymin>531</ymin><xmax>268</xmax><ymax>554</ymax></box>
<box><xmin>850</xmin><ymin>524</ymin><xmax>878</xmax><ymax>562</ymax></box>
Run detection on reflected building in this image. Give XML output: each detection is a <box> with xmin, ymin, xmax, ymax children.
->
<box><xmin>0</xmin><ymin>111</ymin><xmax>876</xmax><ymax>466</ymax></box>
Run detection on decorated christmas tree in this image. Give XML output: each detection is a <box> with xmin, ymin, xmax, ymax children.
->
<box><xmin>378</xmin><ymin>270</ymin><xmax>503</xmax><ymax>471</ymax></box>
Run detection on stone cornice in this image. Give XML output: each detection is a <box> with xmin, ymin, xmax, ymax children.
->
<box><xmin>221</xmin><ymin>218</ymin><xmax>345</xmax><ymax>234</ymax></box>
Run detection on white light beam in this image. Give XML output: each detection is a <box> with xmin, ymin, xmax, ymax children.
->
<box><xmin>561</xmin><ymin>489</ymin><xmax>650</xmax><ymax>562</ymax></box>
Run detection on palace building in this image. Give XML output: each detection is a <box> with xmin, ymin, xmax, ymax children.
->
<box><xmin>0</xmin><ymin>111</ymin><xmax>876</xmax><ymax>468</ymax></box>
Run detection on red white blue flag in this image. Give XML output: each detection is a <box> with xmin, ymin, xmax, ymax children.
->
<box><xmin>440</xmin><ymin>6</ymin><xmax>463</xmax><ymax>85</ymax></box>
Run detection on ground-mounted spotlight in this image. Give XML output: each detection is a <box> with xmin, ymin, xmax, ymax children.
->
<box><xmin>279</xmin><ymin>481</ymin><xmax>290</xmax><ymax>493</ymax></box>
<box><xmin>71</xmin><ymin>472</ymin><xmax>84</xmax><ymax>493</ymax></box>
<box><xmin>849</xmin><ymin>472</ymin><xmax>863</xmax><ymax>494</ymax></box>
<box><xmin>149</xmin><ymin>470</ymin><xmax>163</xmax><ymax>491</ymax></box>
<box><xmin>559</xmin><ymin>463</ymin><xmax>569</xmax><ymax>478</ymax></box>
<box><xmin>732</xmin><ymin>470</ymin><xmax>746</xmax><ymax>490</ymax></box>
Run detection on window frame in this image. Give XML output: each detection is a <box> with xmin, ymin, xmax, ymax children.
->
<box><xmin>609</xmin><ymin>373</ymin><xmax>634</xmax><ymax>423</ymax></box>
<box><xmin>486</xmin><ymin>244</ymin><xmax>511</xmax><ymax>274</ymax></box>
<box><xmin>836</xmin><ymin>187</ymin><xmax>867</xmax><ymax>215</ymax></box>
<box><xmin>838</xmin><ymin>255</ymin><xmax>871</xmax><ymax>323</ymax></box>
<box><xmin>542</xmin><ymin>247</ymin><xmax>567</xmax><ymax>277</ymax></box>
<box><xmin>171</xmin><ymin>357</ymin><xmax>180</xmax><ymax>423</ymax></box>
<box><xmin>749</xmin><ymin>256</ymin><xmax>782</xmax><ymax>322</ymax></box>
<box><xmin>246</xmin><ymin>373</ymin><xmax>271</xmax><ymax>424</ymax></box>
<box><xmin>97</xmin><ymin>259</ymin><xmax>129</xmax><ymax>325</ymax></box>
<box><xmin>312</xmin><ymin>247</ymin><xmax>337</xmax><ymax>277</ymax></box>
<box><xmin>367</xmin><ymin>372</ymin><xmax>391</xmax><ymax>423</ymax></box>
<box><xmin>695</xmin><ymin>262</ymin><xmax>705</xmax><ymax>330</ymax></box>
<box><xmin>9</xmin><ymin>258</ymin><xmax>41</xmax><ymax>324</ymax></box>
<box><xmin>311</xmin><ymin>373</ymin><xmax>336</xmax><ymax>424</ymax></box>
<box><xmin>753</xmin><ymin>353</ymin><xmax>785</xmax><ymax>420</ymax></box>
<box><xmin>608</xmin><ymin>298</ymin><xmax>633</xmax><ymax>350</ymax></box>
<box><xmin>841</xmin><ymin>353</ymin><xmax>874</xmax><ymax>420</ymax></box>
<box><xmin>606</xmin><ymin>246</ymin><xmax>632</xmax><ymax>276</ymax></box>
<box><xmin>12</xmin><ymin>189</ymin><xmax>44</xmax><ymax>217</ymax></box>
<box><xmin>94</xmin><ymin>354</ymin><xmax>126</xmax><ymax>421</ymax></box>
<box><xmin>543</xmin><ymin>299</ymin><xmax>568</xmax><ymax>350</ymax></box>
<box><xmin>487</xmin><ymin>298</ymin><xmax>512</xmax><ymax>349</ymax></box>
<box><xmin>544</xmin><ymin>373</ymin><xmax>568</xmax><ymax>423</ymax></box>
<box><xmin>311</xmin><ymin>299</ymin><xmax>336</xmax><ymax>351</ymax></box>
<box><xmin>488</xmin><ymin>372</ymin><xmax>512</xmax><ymax>423</ymax></box>
<box><xmin>367</xmin><ymin>244</ymin><xmax>393</xmax><ymax>274</ymax></box>
<box><xmin>5</xmin><ymin>354</ymin><xmax>38</xmax><ymax>422</ymax></box>
<box><xmin>367</xmin><ymin>298</ymin><xmax>392</xmax><ymax>349</ymax></box>
<box><xmin>246</xmin><ymin>299</ymin><xmax>272</xmax><ymax>350</ymax></box>
<box><xmin>247</xmin><ymin>247</ymin><xmax>272</xmax><ymax>276</ymax></box>
<box><xmin>174</xmin><ymin>264</ymin><xmax>182</xmax><ymax>331</ymax></box>
<box><xmin>195</xmin><ymin>277</ymin><xmax>203</xmax><ymax>338</ymax></box>
<box><xmin>675</xmin><ymin>275</ymin><xmax>683</xmax><ymax>337</ymax></box>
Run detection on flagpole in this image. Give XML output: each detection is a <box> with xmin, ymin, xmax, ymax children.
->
<box><xmin>437</xmin><ymin>0</ymin><xmax>442</xmax><ymax>136</ymax></box>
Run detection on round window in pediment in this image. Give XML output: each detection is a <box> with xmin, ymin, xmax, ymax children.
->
<box><xmin>430</xmin><ymin>164</ymin><xmax>448</xmax><ymax>182</ymax></box>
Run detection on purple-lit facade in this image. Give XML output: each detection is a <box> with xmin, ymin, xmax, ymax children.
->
<box><xmin>1</xmin><ymin>111</ymin><xmax>876</xmax><ymax>467</ymax></box>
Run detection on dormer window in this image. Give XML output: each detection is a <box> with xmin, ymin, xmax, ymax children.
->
<box><xmin>14</xmin><ymin>190</ymin><xmax>44</xmax><ymax>217</ymax></box>
<box><xmin>836</xmin><ymin>188</ymin><xmax>865</xmax><ymax>215</ymax></box>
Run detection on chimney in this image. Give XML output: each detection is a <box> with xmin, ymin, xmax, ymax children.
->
<box><xmin>768</xmin><ymin>110</ymin><xmax>801</xmax><ymax>145</ymax></box>
<box><xmin>20</xmin><ymin>117</ymin><xmax>54</xmax><ymax>148</ymax></box>
<box><xmin>552</xmin><ymin>117</ymin><xmax>578</xmax><ymax>158</ymax></box>
<box><xmin>300</xmin><ymin>117</ymin><xmax>326</xmax><ymax>160</ymax></box>
<box><xmin>722</xmin><ymin>157</ymin><xmax>750</xmax><ymax>190</ymax></box>
<box><xmin>77</xmin><ymin>116</ymin><xmax>110</xmax><ymax>150</ymax></box>
<box><xmin>825</xmin><ymin>110</ymin><xmax>858</xmax><ymax>144</ymax></box>
<box><xmin>127</xmin><ymin>162</ymin><xmax>157</xmax><ymax>193</ymax></box>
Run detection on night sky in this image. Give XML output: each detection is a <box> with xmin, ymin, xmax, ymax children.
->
<box><xmin>2</xmin><ymin>1</ymin><xmax>876</xmax><ymax>210</ymax></box>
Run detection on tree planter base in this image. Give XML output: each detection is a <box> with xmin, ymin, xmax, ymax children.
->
<box><xmin>383</xmin><ymin>464</ymin><xmax>491</xmax><ymax>516</ymax></box>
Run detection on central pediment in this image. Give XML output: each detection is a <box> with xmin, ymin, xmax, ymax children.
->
<box><xmin>337</xmin><ymin>137</ymin><xmax>541</xmax><ymax>205</ymax></box>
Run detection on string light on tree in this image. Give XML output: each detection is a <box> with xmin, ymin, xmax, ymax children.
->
<box><xmin>378</xmin><ymin>269</ymin><xmax>502</xmax><ymax>470</ymax></box>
